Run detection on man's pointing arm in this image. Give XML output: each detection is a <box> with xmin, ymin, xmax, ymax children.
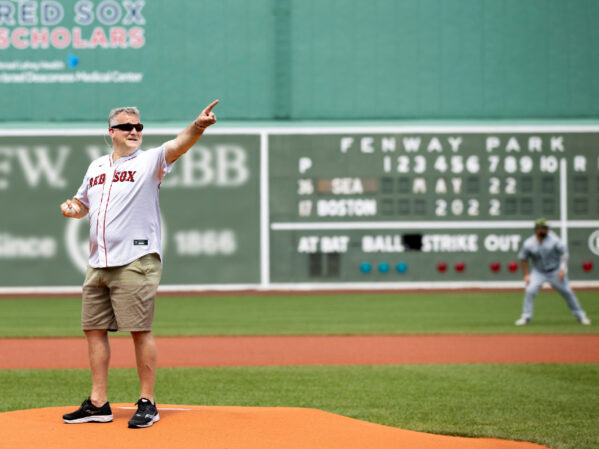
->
<box><xmin>164</xmin><ymin>99</ymin><xmax>219</xmax><ymax>165</ymax></box>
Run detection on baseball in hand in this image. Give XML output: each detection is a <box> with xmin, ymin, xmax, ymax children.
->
<box><xmin>63</xmin><ymin>202</ymin><xmax>80</xmax><ymax>215</ymax></box>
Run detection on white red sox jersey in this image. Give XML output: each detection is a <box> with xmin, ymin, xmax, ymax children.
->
<box><xmin>74</xmin><ymin>145</ymin><xmax>173</xmax><ymax>268</ymax></box>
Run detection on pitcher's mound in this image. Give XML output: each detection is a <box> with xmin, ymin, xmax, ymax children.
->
<box><xmin>0</xmin><ymin>404</ymin><xmax>548</xmax><ymax>449</ymax></box>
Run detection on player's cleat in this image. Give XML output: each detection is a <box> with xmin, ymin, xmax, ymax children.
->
<box><xmin>578</xmin><ymin>316</ymin><xmax>591</xmax><ymax>325</ymax></box>
<box><xmin>514</xmin><ymin>316</ymin><xmax>530</xmax><ymax>326</ymax></box>
<box><xmin>128</xmin><ymin>398</ymin><xmax>160</xmax><ymax>428</ymax></box>
<box><xmin>63</xmin><ymin>398</ymin><xmax>113</xmax><ymax>423</ymax></box>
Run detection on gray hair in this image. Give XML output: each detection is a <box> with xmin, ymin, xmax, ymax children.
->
<box><xmin>108</xmin><ymin>106</ymin><xmax>140</xmax><ymax>127</ymax></box>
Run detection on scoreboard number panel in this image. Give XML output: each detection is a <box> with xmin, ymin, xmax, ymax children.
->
<box><xmin>268</xmin><ymin>129</ymin><xmax>599</xmax><ymax>285</ymax></box>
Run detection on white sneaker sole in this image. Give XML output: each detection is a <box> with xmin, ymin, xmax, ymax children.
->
<box><xmin>129</xmin><ymin>413</ymin><xmax>160</xmax><ymax>428</ymax></box>
<box><xmin>63</xmin><ymin>414</ymin><xmax>113</xmax><ymax>424</ymax></box>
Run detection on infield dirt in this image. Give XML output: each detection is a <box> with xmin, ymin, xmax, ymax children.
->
<box><xmin>1</xmin><ymin>334</ymin><xmax>598</xmax><ymax>369</ymax></box>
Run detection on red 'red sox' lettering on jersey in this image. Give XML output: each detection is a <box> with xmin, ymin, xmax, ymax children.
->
<box><xmin>112</xmin><ymin>170</ymin><xmax>136</xmax><ymax>183</ymax></box>
<box><xmin>89</xmin><ymin>174</ymin><xmax>106</xmax><ymax>188</ymax></box>
<box><xmin>74</xmin><ymin>146</ymin><xmax>172</xmax><ymax>268</ymax></box>
<box><xmin>88</xmin><ymin>171</ymin><xmax>136</xmax><ymax>189</ymax></box>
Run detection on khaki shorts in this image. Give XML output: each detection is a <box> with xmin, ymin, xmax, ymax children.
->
<box><xmin>81</xmin><ymin>253</ymin><xmax>163</xmax><ymax>332</ymax></box>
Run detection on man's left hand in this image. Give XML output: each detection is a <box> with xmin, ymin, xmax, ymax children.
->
<box><xmin>558</xmin><ymin>269</ymin><xmax>566</xmax><ymax>281</ymax></box>
<box><xmin>194</xmin><ymin>100</ymin><xmax>219</xmax><ymax>129</ymax></box>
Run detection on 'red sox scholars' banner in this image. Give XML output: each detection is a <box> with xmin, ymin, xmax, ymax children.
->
<box><xmin>0</xmin><ymin>1</ymin><xmax>145</xmax><ymax>50</ymax></box>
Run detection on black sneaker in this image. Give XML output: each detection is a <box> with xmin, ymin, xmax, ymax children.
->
<box><xmin>128</xmin><ymin>398</ymin><xmax>160</xmax><ymax>428</ymax></box>
<box><xmin>63</xmin><ymin>398</ymin><xmax>113</xmax><ymax>423</ymax></box>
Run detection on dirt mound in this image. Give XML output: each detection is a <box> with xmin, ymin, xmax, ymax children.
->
<box><xmin>0</xmin><ymin>404</ymin><xmax>549</xmax><ymax>449</ymax></box>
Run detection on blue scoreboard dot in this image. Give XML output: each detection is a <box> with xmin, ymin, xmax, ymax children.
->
<box><xmin>378</xmin><ymin>262</ymin><xmax>390</xmax><ymax>273</ymax></box>
<box><xmin>396</xmin><ymin>262</ymin><xmax>408</xmax><ymax>273</ymax></box>
<box><xmin>360</xmin><ymin>262</ymin><xmax>372</xmax><ymax>273</ymax></box>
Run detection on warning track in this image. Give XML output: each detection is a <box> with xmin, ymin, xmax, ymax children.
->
<box><xmin>1</xmin><ymin>334</ymin><xmax>598</xmax><ymax>369</ymax></box>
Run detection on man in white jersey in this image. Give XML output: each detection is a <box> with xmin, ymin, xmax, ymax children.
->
<box><xmin>515</xmin><ymin>218</ymin><xmax>591</xmax><ymax>326</ymax></box>
<box><xmin>59</xmin><ymin>100</ymin><xmax>218</xmax><ymax>428</ymax></box>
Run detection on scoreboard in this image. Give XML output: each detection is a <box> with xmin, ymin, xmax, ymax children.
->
<box><xmin>267</xmin><ymin>127</ymin><xmax>599</xmax><ymax>286</ymax></box>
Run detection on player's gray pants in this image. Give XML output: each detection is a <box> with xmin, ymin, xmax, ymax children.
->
<box><xmin>522</xmin><ymin>269</ymin><xmax>587</xmax><ymax>320</ymax></box>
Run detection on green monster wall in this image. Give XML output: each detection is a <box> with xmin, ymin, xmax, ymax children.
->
<box><xmin>1</xmin><ymin>0</ymin><xmax>598</xmax><ymax>121</ymax></box>
<box><xmin>1</xmin><ymin>126</ymin><xmax>598</xmax><ymax>291</ymax></box>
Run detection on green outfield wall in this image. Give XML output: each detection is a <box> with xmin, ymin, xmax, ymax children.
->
<box><xmin>1</xmin><ymin>0</ymin><xmax>599</xmax><ymax>122</ymax></box>
<box><xmin>1</xmin><ymin>125</ymin><xmax>598</xmax><ymax>292</ymax></box>
<box><xmin>0</xmin><ymin>131</ymin><xmax>262</xmax><ymax>287</ymax></box>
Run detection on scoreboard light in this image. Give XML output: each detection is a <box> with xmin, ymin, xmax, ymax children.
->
<box><xmin>360</xmin><ymin>262</ymin><xmax>372</xmax><ymax>274</ymax></box>
<box><xmin>396</xmin><ymin>262</ymin><xmax>408</xmax><ymax>273</ymax></box>
<box><xmin>582</xmin><ymin>260</ymin><xmax>594</xmax><ymax>272</ymax></box>
<box><xmin>490</xmin><ymin>261</ymin><xmax>501</xmax><ymax>273</ymax></box>
<box><xmin>436</xmin><ymin>262</ymin><xmax>448</xmax><ymax>273</ymax></box>
<box><xmin>454</xmin><ymin>261</ymin><xmax>466</xmax><ymax>272</ymax></box>
<box><xmin>508</xmin><ymin>261</ymin><xmax>519</xmax><ymax>272</ymax></box>
<box><xmin>378</xmin><ymin>262</ymin><xmax>390</xmax><ymax>273</ymax></box>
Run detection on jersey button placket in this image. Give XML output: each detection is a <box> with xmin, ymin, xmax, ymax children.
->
<box><xmin>97</xmin><ymin>166</ymin><xmax>116</xmax><ymax>267</ymax></box>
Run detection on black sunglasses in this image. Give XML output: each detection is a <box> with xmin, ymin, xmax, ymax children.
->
<box><xmin>111</xmin><ymin>123</ymin><xmax>144</xmax><ymax>132</ymax></box>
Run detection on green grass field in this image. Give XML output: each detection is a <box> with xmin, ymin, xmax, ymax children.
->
<box><xmin>1</xmin><ymin>291</ymin><xmax>598</xmax><ymax>449</ymax></box>
<box><xmin>0</xmin><ymin>291</ymin><xmax>597</xmax><ymax>337</ymax></box>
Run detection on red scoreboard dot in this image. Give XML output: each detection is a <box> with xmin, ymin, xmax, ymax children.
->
<box><xmin>490</xmin><ymin>261</ymin><xmax>501</xmax><ymax>272</ymax></box>
<box><xmin>508</xmin><ymin>261</ymin><xmax>519</xmax><ymax>272</ymax></box>
<box><xmin>582</xmin><ymin>261</ymin><xmax>593</xmax><ymax>272</ymax></box>
<box><xmin>437</xmin><ymin>262</ymin><xmax>448</xmax><ymax>272</ymax></box>
<box><xmin>454</xmin><ymin>261</ymin><xmax>465</xmax><ymax>272</ymax></box>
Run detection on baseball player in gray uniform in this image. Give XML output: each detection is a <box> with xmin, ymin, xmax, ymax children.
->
<box><xmin>59</xmin><ymin>99</ymin><xmax>218</xmax><ymax>428</ymax></box>
<box><xmin>515</xmin><ymin>218</ymin><xmax>591</xmax><ymax>326</ymax></box>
